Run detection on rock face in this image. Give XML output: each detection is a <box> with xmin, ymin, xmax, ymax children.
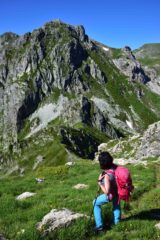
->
<box><xmin>36</xmin><ymin>208</ymin><xmax>86</xmax><ymax>235</ymax></box>
<box><xmin>0</xmin><ymin>21</ymin><xmax>116</xmax><ymax>157</ymax></box>
<box><xmin>134</xmin><ymin>44</ymin><xmax>160</xmax><ymax>95</ymax></box>
<box><xmin>136</xmin><ymin>121</ymin><xmax>160</xmax><ymax>158</ymax></box>
<box><xmin>80</xmin><ymin>96</ymin><xmax>125</xmax><ymax>138</ymax></box>
<box><xmin>0</xmin><ymin>20</ymin><xmax>160</xmax><ymax>167</ymax></box>
<box><xmin>60</xmin><ymin>127</ymin><xmax>101</xmax><ymax>159</ymax></box>
<box><xmin>113</xmin><ymin>46</ymin><xmax>150</xmax><ymax>84</ymax></box>
<box><xmin>0</xmin><ymin>21</ymin><xmax>90</xmax><ymax>152</ymax></box>
<box><xmin>144</xmin><ymin>67</ymin><xmax>160</xmax><ymax>95</ymax></box>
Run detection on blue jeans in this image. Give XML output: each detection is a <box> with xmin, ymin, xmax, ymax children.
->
<box><xmin>93</xmin><ymin>194</ymin><xmax>121</xmax><ymax>229</ymax></box>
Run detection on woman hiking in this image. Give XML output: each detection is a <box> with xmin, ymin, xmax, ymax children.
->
<box><xmin>93</xmin><ymin>151</ymin><xmax>121</xmax><ymax>233</ymax></box>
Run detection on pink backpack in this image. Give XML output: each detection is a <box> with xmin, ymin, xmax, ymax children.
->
<box><xmin>106</xmin><ymin>166</ymin><xmax>134</xmax><ymax>203</ymax></box>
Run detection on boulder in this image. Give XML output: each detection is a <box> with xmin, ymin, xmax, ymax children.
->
<box><xmin>98</xmin><ymin>143</ymin><xmax>108</xmax><ymax>152</ymax></box>
<box><xmin>36</xmin><ymin>208</ymin><xmax>87</xmax><ymax>234</ymax></box>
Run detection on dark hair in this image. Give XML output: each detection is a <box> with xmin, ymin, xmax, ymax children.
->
<box><xmin>98</xmin><ymin>151</ymin><xmax>113</xmax><ymax>170</ymax></box>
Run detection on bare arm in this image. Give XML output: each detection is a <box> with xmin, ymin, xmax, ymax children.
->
<box><xmin>98</xmin><ymin>174</ymin><xmax>110</xmax><ymax>195</ymax></box>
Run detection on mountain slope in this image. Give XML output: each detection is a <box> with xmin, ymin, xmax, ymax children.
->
<box><xmin>0</xmin><ymin>20</ymin><xmax>160</xmax><ymax>172</ymax></box>
<box><xmin>134</xmin><ymin>43</ymin><xmax>160</xmax><ymax>94</ymax></box>
<box><xmin>134</xmin><ymin>43</ymin><xmax>160</xmax><ymax>60</ymax></box>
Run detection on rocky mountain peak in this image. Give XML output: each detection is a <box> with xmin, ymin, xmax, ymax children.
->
<box><xmin>0</xmin><ymin>32</ymin><xmax>19</xmax><ymax>47</ymax></box>
<box><xmin>0</xmin><ymin>20</ymin><xmax>160</xmax><ymax>168</ymax></box>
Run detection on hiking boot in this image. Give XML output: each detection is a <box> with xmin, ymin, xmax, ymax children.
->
<box><xmin>94</xmin><ymin>227</ymin><xmax>105</xmax><ymax>235</ymax></box>
<box><xmin>103</xmin><ymin>223</ymin><xmax>111</xmax><ymax>230</ymax></box>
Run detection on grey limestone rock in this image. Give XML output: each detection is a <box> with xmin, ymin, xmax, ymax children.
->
<box><xmin>16</xmin><ymin>192</ymin><xmax>37</xmax><ymax>200</ymax></box>
<box><xmin>36</xmin><ymin>208</ymin><xmax>87</xmax><ymax>235</ymax></box>
<box><xmin>113</xmin><ymin>46</ymin><xmax>150</xmax><ymax>84</ymax></box>
<box><xmin>0</xmin><ymin>22</ymin><xmax>90</xmax><ymax>153</ymax></box>
<box><xmin>136</xmin><ymin>121</ymin><xmax>160</xmax><ymax>158</ymax></box>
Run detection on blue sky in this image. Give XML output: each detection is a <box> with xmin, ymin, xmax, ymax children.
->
<box><xmin>0</xmin><ymin>0</ymin><xmax>159</xmax><ymax>49</ymax></box>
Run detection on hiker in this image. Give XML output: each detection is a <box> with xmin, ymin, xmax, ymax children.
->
<box><xmin>93</xmin><ymin>151</ymin><xmax>121</xmax><ymax>232</ymax></box>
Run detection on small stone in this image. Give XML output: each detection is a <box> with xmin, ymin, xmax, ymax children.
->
<box><xmin>155</xmin><ymin>222</ymin><xmax>160</xmax><ymax>230</ymax></box>
<box><xmin>16</xmin><ymin>192</ymin><xmax>36</xmax><ymax>200</ymax></box>
<box><xmin>73</xmin><ymin>184</ymin><xmax>88</xmax><ymax>189</ymax></box>
<box><xmin>17</xmin><ymin>229</ymin><xmax>25</xmax><ymax>235</ymax></box>
<box><xmin>35</xmin><ymin>178</ymin><xmax>45</xmax><ymax>183</ymax></box>
<box><xmin>65</xmin><ymin>162</ymin><xmax>75</xmax><ymax>166</ymax></box>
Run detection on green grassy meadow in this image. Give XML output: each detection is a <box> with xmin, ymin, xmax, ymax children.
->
<box><xmin>0</xmin><ymin>157</ymin><xmax>160</xmax><ymax>240</ymax></box>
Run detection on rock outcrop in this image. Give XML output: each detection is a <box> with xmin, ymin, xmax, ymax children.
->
<box><xmin>134</xmin><ymin>44</ymin><xmax>160</xmax><ymax>95</ymax></box>
<box><xmin>113</xmin><ymin>46</ymin><xmax>150</xmax><ymax>84</ymax></box>
<box><xmin>60</xmin><ymin>127</ymin><xmax>101</xmax><ymax>159</ymax></box>
<box><xmin>136</xmin><ymin>121</ymin><xmax>160</xmax><ymax>158</ymax></box>
<box><xmin>95</xmin><ymin>120</ymin><xmax>160</xmax><ymax>164</ymax></box>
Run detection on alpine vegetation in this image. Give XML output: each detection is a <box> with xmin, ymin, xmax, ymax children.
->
<box><xmin>0</xmin><ymin>20</ymin><xmax>160</xmax><ymax>240</ymax></box>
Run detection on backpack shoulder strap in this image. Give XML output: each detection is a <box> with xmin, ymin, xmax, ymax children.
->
<box><xmin>105</xmin><ymin>169</ymin><xmax>115</xmax><ymax>181</ymax></box>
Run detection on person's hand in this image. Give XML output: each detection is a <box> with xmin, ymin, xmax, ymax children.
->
<box><xmin>98</xmin><ymin>173</ymin><xmax>104</xmax><ymax>186</ymax></box>
<box><xmin>98</xmin><ymin>172</ymin><xmax>105</xmax><ymax>181</ymax></box>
